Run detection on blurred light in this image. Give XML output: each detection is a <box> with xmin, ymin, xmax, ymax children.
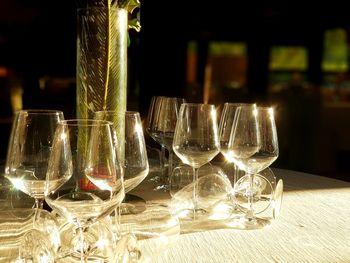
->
<box><xmin>135</xmin><ymin>122</ymin><xmax>143</xmax><ymax>135</ymax></box>
<box><xmin>0</xmin><ymin>66</ymin><xmax>8</xmax><ymax>77</ymax></box>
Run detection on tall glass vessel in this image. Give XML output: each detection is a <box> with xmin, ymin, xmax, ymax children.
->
<box><xmin>76</xmin><ymin>1</ymin><xmax>140</xmax><ymax>156</ymax></box>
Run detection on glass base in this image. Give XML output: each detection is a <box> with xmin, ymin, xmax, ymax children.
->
<box><xmin>56</xmin><ymin>218</ymin><xmax>117</xmax><ymax>262</ymax></box>
<box><xmin>153</xmin><ymin>184</ymin><xmax>170</xmax><ymax>192</ymax></box>
<box><xmin>176</xmin><ymin>208</ymin><xmax>208</xmax><ymax>222</ymax></box>
<box><xmin>226</xmin><ymin>215</ymin><xmax>272</xmax><ymax>230</ymax></box>
<box><xmin>120</xmin><ymin>194</ymin><xmax>146</xmax><ymax>215</ymax></box>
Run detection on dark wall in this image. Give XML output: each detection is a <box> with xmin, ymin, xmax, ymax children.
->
<box><xmin>1</xmin><ymin>1</ymin><xmax>350</xmax><ymax>180</ymax></box>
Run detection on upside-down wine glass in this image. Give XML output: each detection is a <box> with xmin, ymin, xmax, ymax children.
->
<box><xmin>5</xmin><ymin>110</ymin><xmax>64</xmax><ymax>214</ymax></box>
<box><xmin>172</xmin><ymin>103</ymin><xmax>220</xmax><ymax>220</ymax></box>
<box><xmin>227</xmin><ymin>106</ymin><xmax>279</xmax><ymax>229</ymax></box>
<box><xmin>146</xmin><ymin>96</ymin><xmax>185</xmax><ymax>191</ymax></box>
<box><xmin>45</xmin><ymin>119</ymin><xmax>124</xmax><ymax>261</ymax></box>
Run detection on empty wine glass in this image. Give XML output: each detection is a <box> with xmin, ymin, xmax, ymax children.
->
<box><xmin>172</xmin><ymin>103</ymin><xmax>220</xmax><ymax>220</ymax></box>
<box><xmin>5</xmin><ymin>110</ymin><xmax>64</xmax><ymax>212</ymax></box>
<box><xmin>45</xmin><ymin>119</ymin><xmax>124</xmax><ymax>261</ymax></box>
<box><xmin>219</xmin><ymin>103</ymin><xmax>255</xmax><ymax>189</ymax></box>
<box><xmin>95</xmin><ymin>111</ymin><xmax>149</xmax><ymax>214</ymax></box>
<box><xmin>146</xmin><ymin>96</ymin><xmax>185</xmax><ymax>191</ymax></box>
<box><xmin>228</xmin><ymin>106</ymin><xmax>279</xmax><ymax>229</ymax></box>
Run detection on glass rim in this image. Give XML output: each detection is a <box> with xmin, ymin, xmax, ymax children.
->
<box><xmin>180</xmin><ymin>103</ymin><xmax>215</xmax><ymax>107</ymax></box>
<box><xmin>15</xmin><ymin>109</ymin><xmax>64</xmax><ymax>115</ymax></box>
<box><xmin>58</xmin><ymin>119</ymin><xmax>113</xmax><ymax>127</ymax></box>
<box><xmin>255</xmin><ymin>106</ymin><xmax>274</xmax><ymax>110</ymax></box>
<box><xmin>152</xmin><ymin>96</ymin><xmax>185</xmax><ymax>100</ymax></box>
<box><xmin>94</xmin><ymin>110</ymin><xmax>140</xmax><ymax>116</ymax></box>
<box><xmin>224</xmin><ymin>102</ymin><xmax>255</xmax><ymax>107</ymax></box>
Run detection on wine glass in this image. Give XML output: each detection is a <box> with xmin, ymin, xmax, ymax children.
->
<box><xmin>45</xmin><ymin>119</ymin><xmax>124</xmax><ymax>261</ymax></box>
<box><xmin>5</xmin><ymin>109</ymin><xmax>64</xmax><ymax>211</ymax></box>
<box><xmin>228</xmin><ymin>106</ymin><xmax>279</xmax><ymax>229</ymax></box>
<box><xmin>219</xmin><ymin>102</ymin><xmax>255</xmax><ymax>212</ymax></box>
<box><xmin>172</xmin><ymin>103</ymin><xmax>220</xmax><ymax>220</ymax></box>
<box><xmin>146</xmin><ymin>96</ymin><xmax>185</xmax><ymax>191</ymax></box>
<box><xmin>219</xmin><ymin>103</ymin><xmax>256</xmax><ymax>182</ymax></box>
<box><xmin>95</xmin><ymin>111</ymin><xmax>149</xmax><ymax>213</ymax></box>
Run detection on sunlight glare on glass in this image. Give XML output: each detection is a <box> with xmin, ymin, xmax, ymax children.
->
<box><xmin>211</xmin><ymin>107</ymin><xmax>219</xmax><ymax>144</ymax></box>
<box><xmin>253</xmin><ymin>107</ymin><xmax>258</xmax><ymax>117</ymax></box>
<box><xmin>60</xmin><ymin>131</ymin><xmax>67</xmax><ymax>140</ymax></box>
<box><xmin>96</xmin><ymin>238</ymin><xmax>109</xmax><ymax>250</ymax></box>
<box><xmin>268</xmin><ymin>107</ymin><xmax>274</xmax><ymax>120</ymax></box>
<box><xmin>210</xmin><ymin>107</ymin><xmax>217</xmax><ymax>120</ymax></box>
<box><xmin>10</xmin><ymin>178</ymin><xmax>26</xmax><ymax>193</ymax></box>
<box><xmin>135</xmin><ymin>122</ymin><xmax>143</xmax><ymax>135</ymax></box>
<box><xmin>224</xmin><ymin>150</ymin><xmax>235</xmax><ymax>163</ymax></box>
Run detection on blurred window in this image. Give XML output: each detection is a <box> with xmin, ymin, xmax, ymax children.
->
<box><xmin>269</xmin><ymin>46</ymin><xmax>308</xmax><ymax>71</ymax></box>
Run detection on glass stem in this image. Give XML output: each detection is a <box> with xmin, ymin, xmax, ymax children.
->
<box><xmin>160</xmin><ymin>146</ymin><xmax>166</xmax><ymax>178</ymax></box>
<box><xmin>233</xmin><ymin>164</ymin><xmax>238</xmax><ymax>186</ymax></box>
<box><xmin>231</xmin><ymin>163</ymin><xmax>239</xmax><ymax>210</ymax></box>
<box><xmin>246</xmin><ymin>173</ymin><xmax>255</xmax><ymax>220</ymax></box>
<box><xmin>114</xmin><ymin>206</ymin><xmax>121</xmax><ymax>238</ymax></box>
<box><xmin>35</xmin><ymin>198</ymin><xmax>44</xmax><ymax>209</ymax></box>
<box><xmin>167</xmin><ymin>149</ymin><xmax>174</xmax><ymax>184</ymax></box>
<box><xmin>33</xmin><ymin>198</ymin><xmax>44</xmax><ymax>225</ymax></box>
<box><xmin>192</xmin><ymin>167</ymin><xmax>199</xmax><ymax>216</ymax></box>
<box><xmin>78</xmin><ymin>226</ymin><xmax>85</xmax><ymax>262</ymax></box>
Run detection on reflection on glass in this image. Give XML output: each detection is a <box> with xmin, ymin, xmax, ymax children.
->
<box><xmin>0</xmin><ymin>208</ymin><xmax>60</xmax><ymax>262</ymax></box>
<box><xmin>173</xmin><ymin>103</ymin><xmax>220</xmax><ymax>220</ymax></box>
<box><xmin>119</xmin><ymin>206</ymin><xmax>180</xmax><ymax>262</ymax></box>
<box><xmin>228</xmin><ymin>106</ymin><xmax>279</xmax><ymax>229</ymax></box>
<box><xmin>45</xmin><ymin>120</ymin><xmax>124</xmax><ymax>261</ymax></box>
<box><xmin>5</xmin><ymin>110</ymin><xmax>64</xmax><ymax>211</ymax></box>
<box><xmin>146</xmin><ymin>96</ymin><xmax>185</xmax><ymax>191</ymax></box>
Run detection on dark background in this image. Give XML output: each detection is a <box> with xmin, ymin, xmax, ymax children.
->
<box><xmin>1</xmin><ymin>0</ymin><xmax>350</xmax><ymax>181</ymax></box>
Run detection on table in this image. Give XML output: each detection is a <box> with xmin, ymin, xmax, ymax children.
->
<box><xmin>1</xmin><ymin>167</ymin><xmax>349</xmax><ymax>262</ymax></box>
<box><xmin>133</xmin><ymin>168</ymin><xmax>350</xmax><ymax>263</ymax></box>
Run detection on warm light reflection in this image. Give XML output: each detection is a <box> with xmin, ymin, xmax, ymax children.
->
<box><xmin>96</xmin><ymin>238</ymin><xmax>109</xmax><ymax>249</ymax></box>
<box><xmin>211</xmin><ymin>107</ymin><xmax>219</xmax><ymax>145</ymax></box>
<box><xmin>203</xmin><ymin>64</ymin><xmax>212</xmax><ymax>104</ymax></box>
<box><xmin>9</xmin><ymin>177</ymin><xmax>27</xmax><ymax>194</ymax></box>
<box><xmin>268</xmin><ymin>107</ymin><xmax>274</xmax><ymax>120</ymax></box>
<box><xmin>209</xmin><ymin>202</ymin><xmax>232</xmax><ymax>220</ymax></box>
<box><xmin>60</xmin><ymin>132</ymin><xmax>67</xmax><ymax>140</ymax></box>
<box><xmin>135</xmin><ymin>122</ymin><xmax>143</xmax><ymax>135</ymax></box>
<box><xmin>223</xmin><ymin>150</ymin><xmax>235</xmax><ymax>163</ymax></box>
<box><xmin>253</xmin><ymin>107</ymin><xmax>258</xmax><ymax>117</ymax></box>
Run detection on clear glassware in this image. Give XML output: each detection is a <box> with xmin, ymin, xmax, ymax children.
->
<box><xmin>219</xmin><ymin>103</ymin><xmax>255</xmax><ymax>213</ymax></box>
<box><xmin>54</xmin><ymin>213</ymin><xmax>120</xmax><ymax>263</ymax></box>
<box><xmin>5</xmin><ymin>109</ymin><xmax>64</xmax><ymax>211</ymax></box>
<box><xmin>172</xmin><ymin>103</ymin><xmax>220</xmax><ymax>220</ymax></box>
<box><xmin>169</xmin><ymin>163</ymin><xmax>231</xmax><ymax>222</ymax></box>
<box><xmin>95</xmin><ymin>111</ymin><xmax>149</xmax><ymax>215</ymax></box>
<box><xmin>119</xmin><ymin>205</ymin><xmax>180</xmax><ymax>262</ymax></box>
<box><xmin>45</xmin><ymin>119</ymin><xmax>124</xmax><ymax>261</ymax></box>
<box><xmin>228</xmin><ymin>106</ymin><xmax>279</xmax><ymax>229</ymax></box>
<box><xmin>0</xmin><ymin>208</ymin><xmax>60</xmax><ymax>262</ymax></box>
<box><xmin>219</xmin><ymin>103</ymin><xmax>255</xmax><ymax>182</ymax></box>
<box><xmin>146</xmin><ymin>96</ymin><xmax>185</xmax><ymax>191</ymax></box>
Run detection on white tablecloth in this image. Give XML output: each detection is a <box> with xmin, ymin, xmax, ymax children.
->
<box><xmin>134</xmin><ymin>168</ymin><xmax>350</xmax><ymax>263</ymax></box>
